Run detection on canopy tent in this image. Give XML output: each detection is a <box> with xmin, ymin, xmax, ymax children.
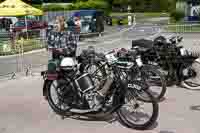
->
<box><xmin>0</xmin><ymin>0</ymin><xmax>43</xmax><ymax>16</ymax></box>
<box><xmin>0</xmin><ymin>0</ymin><xmax>43</xmax><ymax>40</ymax></box>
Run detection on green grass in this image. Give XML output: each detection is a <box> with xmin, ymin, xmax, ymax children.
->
<box><xmin>111</xmin><ymin>18</ymin><xmax>128</xmax><ymax>25</ymax></box>
<box><xmin>142</xmin><ymin>12</ymin><xmax>169</xmax><ymax>17</ymax></box>
<box><xmin>0</xmin><ymin>39</ymin><xmax>45</xmax><ymax>56</ymax></box>
<box><xmin>110</xmin><ymin>12</ymin><xmax>169</xmax><ymax>17</ymax></box>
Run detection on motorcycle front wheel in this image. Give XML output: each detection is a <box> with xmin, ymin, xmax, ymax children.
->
<box><xmin>46</xmin><ymin>79</ymin><xmax>75</xmax><ymax>116</ymax></box>
<box><xmin>117</xmin><ymin>89</ymin><xmax>159</xmax><ymax>130</ymax></box>
<box><xmin>137</xmin><ymin>65</ymin><xmax>167</xmax><ymax>102</ymax></box>
<box><xmin>181</xmin><ymin>60</ymin><xmax>200</xmax><ymax>90</ymax></box>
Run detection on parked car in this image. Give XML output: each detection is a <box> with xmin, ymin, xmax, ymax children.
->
<box><xmin>12</xmin><ymin>19</ymin><xmax>48</xmax><ymax>32</ymax></box>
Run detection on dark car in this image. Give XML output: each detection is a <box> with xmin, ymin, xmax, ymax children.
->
<box><xmin>13</xmin><ymin>20</ymin><xmax>48</xmax><ymax>32</ymax></box>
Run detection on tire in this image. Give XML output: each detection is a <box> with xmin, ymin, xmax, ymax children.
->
<box><xmin>117</xmin><ymin>89</ymin><xmax>159</xmax><ymax>130</ymax></box>
<box><xmin>181</xmin><ymin>61</ymin><xmax>200</xmax><ymax>90</ymax></box>
<box><xmin>84</xmin><ymin>62</ymin><xmax>107</xmax><ymax>90</ymax></box>
<box><xmin>43</xmin><ymin>80</ymin><xmax>52</xmax><ymax>100</ymax></box>
<box><xmin>139</xmin><ymin>65</ymin><xmax>167</xmax><ymax>102</ymax></box>
<box><xmin>46</xmin><ymin>79</ymin><xmax>74</xmax><ymax>116</ymax></box>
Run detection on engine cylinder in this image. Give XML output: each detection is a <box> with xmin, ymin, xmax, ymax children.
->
<box><xmin>75</xmin><ymin>73</ymin><xmax>95</xmax><ymax>93</ymax></box>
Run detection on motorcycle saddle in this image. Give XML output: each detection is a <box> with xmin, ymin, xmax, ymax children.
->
<box><xmin>132</xmin><ymin>39</ymin><xmax>154</xmax><ymax>51</ymax></box>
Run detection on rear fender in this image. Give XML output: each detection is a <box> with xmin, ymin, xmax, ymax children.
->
<box><xmin>43</xmin><ymin>80</ymin><xmax>52</xmax><ymax>98</ymax></box>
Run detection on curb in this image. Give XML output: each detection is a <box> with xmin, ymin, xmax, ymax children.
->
<box><xmin>0</xmin><ymin>48</ymin><xmax>47</xmax><ymax>59</ymax></box>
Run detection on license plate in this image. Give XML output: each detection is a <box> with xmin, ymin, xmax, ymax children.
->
<box><xmin>128</xmin><ymin>83</ymin><xmax>142</xmax><ymax>90</ymax></box>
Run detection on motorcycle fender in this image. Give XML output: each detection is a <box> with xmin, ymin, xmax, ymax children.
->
<box><xmin>43</xmin><ymin>80</ymin><xmax>52</xmax><ymax>98</ymax></box>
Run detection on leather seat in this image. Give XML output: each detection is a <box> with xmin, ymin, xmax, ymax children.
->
<box><xmin>132</xmin><ymin>39</ymin><xmax>154</xmax><ymax>52</ymax></box>
<box><xmin>132</xmin><ymin>39</ymin><xmax>154</xmax><ymax>49</ymax></box>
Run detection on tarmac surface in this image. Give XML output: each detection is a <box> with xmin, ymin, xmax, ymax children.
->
<box><xmin>1</xmin><ymin>75</ymin><xmax>200</xmax><ymax>133</ymax></box>
<box><xmin>1</xmin><ymin>20</ymin><xmax>200</xmax><ymax>133</ymax></box>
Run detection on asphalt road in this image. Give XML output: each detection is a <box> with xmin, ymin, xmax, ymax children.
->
<box><xmin>1</xmin><ymin>75</ymin><xmax>200</xmax><ymax>133</ymax></box>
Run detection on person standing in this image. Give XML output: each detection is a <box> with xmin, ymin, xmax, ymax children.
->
<box><xmin>74</xmin><ymin>15</ymin><xmax>81</xmax><ymax>41</ymax></box>
<box><xmin>47</xmin><ymin>16</ymin><xmax>78</xmax><ymax>59</ymax></box>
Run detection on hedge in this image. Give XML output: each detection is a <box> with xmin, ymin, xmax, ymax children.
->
<box><xmin>0</xmin><ymin>39</ymin><xmax>45</xmax><ymax>56</ymax></box>
<box><xmin>170</xmin><ymin>10</ymin><xmax>185</xmax><ymax>22</ymax></box>
<box><xmin>42</xmin><ymin>0</ymin><xmax>109</xmax><ymax>12</ymax></box>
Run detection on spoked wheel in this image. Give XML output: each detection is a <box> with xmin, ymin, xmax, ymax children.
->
<box><xmin>138</xmin><ymin>65</ymin><xmax>167</xmax><ymax>102</ymax></box>
<box><xmin>47</xmin><ymin>79</ymin><xmax>74</xmax><ymax>115</ymax></box>
<box><xmin>117</xmin><ymin>88</ymin><xmax>159</xmax><ymax>130</ymax></box>
<box><xmin>84</xmin><ymin>62</ymin><xmax>107</xmax><ymax>90</ymax></box>
<box><xmin>181</xmin><ymin>61</ymin><xmax>200</xmax><ymax>90</ymax></box>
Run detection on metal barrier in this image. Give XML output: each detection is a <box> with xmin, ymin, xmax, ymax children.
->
<box><xmin>162</xmin><ymin>23</ymin><xmax>200</xmax><ymax>33</ymax></box>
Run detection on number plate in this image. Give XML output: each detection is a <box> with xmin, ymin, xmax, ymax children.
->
<box><xmin>128</xmin><ymin>83</ymin><xmax>142</xmax><ymax>90</ymax></box>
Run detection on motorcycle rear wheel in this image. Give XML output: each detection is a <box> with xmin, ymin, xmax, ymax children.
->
<box><xmin>181</xmin><ymin>61</ymin><xmax>200</xmax><ymax>90</ymax></box>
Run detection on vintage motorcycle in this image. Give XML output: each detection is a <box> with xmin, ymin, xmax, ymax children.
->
<box><xmin>132</xmin><ymin>35</ymin><xmax>200</xmax><ymax>90</ymax></box>
<box><xmin>82</xmin><ymin>46</ymin><xmax>167</xmax><ymax>102</ymax></box>
<box><xmin>41</xmin><ymin>48</ymin><xmax>159</xmax><ymax>130</ymax></box>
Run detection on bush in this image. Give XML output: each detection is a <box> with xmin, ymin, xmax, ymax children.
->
<box><xmin>0</xmin><ymin>39</ymin><xmax>45</xmax><ymax>56</ymax></box>
<box><xmin>43</xmin><ymin>4</ymin><xmax>66</xmax><ymax>11</ymax></box>
<box><xmin>170</xmin><ymin>10</ymin><xmax>185</xmax><ymax>22</ymax></box>
<box><xmin>42</xmin><ymin>0</ymin><xmax>110</xmax><ymax>13</ymax></box>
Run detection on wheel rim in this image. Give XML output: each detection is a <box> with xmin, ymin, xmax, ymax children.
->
<box><xmin>183</xmin><ymin>61</ymin><xmax>200</xmax><ymax>87</ymax></box>
<box><xmin>140</xmin><ymin>70</ymin><xmax>164</xmax><ymax>99</ymax></box>
<box><xmin>85</xmin><ymin>64</ymin><xmax>106</xmax><ymax>90</ymax></box>
<box><xmin>49</xmin><ymin>80</ymin><xmax>70</xmax><ymax>111</ymax></box>
<box><xmin>120</xmin><ymin>90</ymin><xmax>155</xmax><ymax>125</ymax></box>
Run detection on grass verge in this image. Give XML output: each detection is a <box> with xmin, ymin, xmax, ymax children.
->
<box><xmin>0</xmin><ymin>39</ymin><xmax>45</xmax><ymax>56</ymax></box>
<box><xmin>164</xmin><ymin>24</ymin><xmax>200</xmax><ymax>32</ymax></box>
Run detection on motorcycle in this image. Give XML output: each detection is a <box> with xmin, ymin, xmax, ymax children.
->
<box><xmin>41</xmin><ymin>49</ymin><xmax>159</xmax><ymax>130</ymax></box>
<box><xmin>83</xmin><ymin>47</ymin><xmax>167</xmax><ymax>102</ymax></box>
<box><xmin>132</xmin><ymin>35</ymin><xmax>200</xmax><ymax>90</ymax></box>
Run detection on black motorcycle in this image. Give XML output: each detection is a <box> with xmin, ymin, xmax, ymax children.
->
<box><xmin>83</xmin><ymin>47</ymin><xmax>167</xmax><ymax>102</ymax></box>
<box><xmin>132</xmin><ymin>35</ymin><xmax>200</xmax><ymax>90</ymax></box>
<box><xmin>115</xmin><ymin>47</ymin><xmax>167</xmax><ymax>101</ymax></box>
<box><xmin>41</xmin><ymin>49</ymin><xmax>159</xmax><ymax>130</ymax></box>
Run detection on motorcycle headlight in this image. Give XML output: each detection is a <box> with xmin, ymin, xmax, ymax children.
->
<box><xmin>136</xmin><ymin>56</ymin><xmax>143</xmax><ymax>67</ymax></box>
<box><xmin>180</xmin><ymin>48</ymin><xmax>187</xmax><ymax>56</ymax></box>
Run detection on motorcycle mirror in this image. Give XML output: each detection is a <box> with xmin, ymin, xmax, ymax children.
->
<box><xmin>177</xmin><ymin>37</ymin><xmax>183</xmax><ymax>42</ymax></box>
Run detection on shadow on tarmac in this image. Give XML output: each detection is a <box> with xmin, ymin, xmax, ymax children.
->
<box><xmin>159</xmin><ymin>131</ymin><xmax>175</xmax><ymax>133</ymax></box>
<box><xmin>190</xmin><ymin>105</ymin><xmax>200</xmax><ymax>111</ymax></box>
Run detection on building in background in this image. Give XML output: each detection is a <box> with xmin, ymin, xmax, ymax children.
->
<box><xmin>176</xmin><ymin>0</ymin><xmax>200</xmax><ymax>21</ymax></box>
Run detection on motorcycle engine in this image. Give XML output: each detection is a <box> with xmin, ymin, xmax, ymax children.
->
<box><xmin>74</xmin><ymin>73</ymin><xmax>99</xmax><ymax>109</ymax></box>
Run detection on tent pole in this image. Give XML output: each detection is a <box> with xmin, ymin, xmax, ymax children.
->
<box><xmin>25</xmin><ymin>15</ymin><xmax>28</xmax><ymax>40</ymax></box>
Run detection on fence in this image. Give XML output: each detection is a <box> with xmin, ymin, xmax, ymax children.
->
<box><xmin>0</xmin><ymin>37</ymin><xmax>47</xmax><ymax>81</ymax></box>
<box><xmin>162</xmin><ymin>23</ymin><xmax>200</xmax><ymax>33</ymax></box>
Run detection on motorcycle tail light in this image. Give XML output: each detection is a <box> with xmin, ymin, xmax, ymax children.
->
<box><xmin>47</xmin><ymin>73</ymin><xmax>58</xmax><ymax>80</ymax></box>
